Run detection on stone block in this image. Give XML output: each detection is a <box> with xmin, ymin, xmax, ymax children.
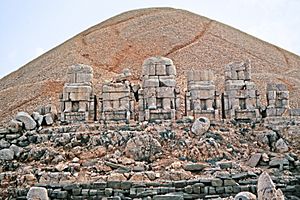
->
<box><xmin>246</xmin><ymin>153</ymin><xmax>261</xmax><ymax>167</ymax></box>
<box><xmin>69</xmin><ymin>92</ymin><xmax>90</xmax><ymax>101</ymax></box>
<box><xmin>215</xmin><ymin>187</ymin><xmax>225</xmax><ymax>194</ymax></box>
<box><xmin>224</xmin><ymin>179</ymin><xmax>237</xmax><ymax>186</ymax></box>
<box><xmin>144</xmin><ymin>79</ymin><xmax>159</xmax><ymax>88</ymax></box>
<box><xmin>156</xmin><ymin>64</ymin><xmax>166</xmax><ymax>75</ymax></box>
<box><xmin>147</xmin><ymin>97</ymin><xmax>157</xmax><ymax>110</ymax></box>
<box><xmin>211</xmin><ymin>178</ymin><xmax>223</xmax><ymax>187</ymax></box>
<box><xmin>15</xmin><ymin>112</ymin><xmax>37</xmax><ymax>130</ymax></box>
<box><xmin>27</xmin><ymin>187</ymin><xmax>49</xmax><ymax>200</ymax></box>
<box><xmin>45</xmin><ymin>113</ymin><xmax>54</xmax><ymax>126</ymax></box>
<box><xmin>0</xmin><ymin>148</ymin><xmax>14</xmax><ymax>161</ymax></box>
<box><xmin>157</xmin><ymin>87</ymin><xmax>175</xmax><ymax>98</ymax></box>
<box><xmin>8</xmin><ymin>119</ymin><xmax>23</xmax><ymax>133</ymax></box>
<box><xmin>237</xmin><ymin>71</ymin><xmax>245</xmax><ymax>80</ymax></box>
<box><xmin>153</xmin><ymin>194</ymin><xmax>183</xmax><ymax>200</ymax></box>
<box><xmin>290</xmin><ymin>109</ymin><xmax>300</xmax><ymax>116</ymax></box>
<box><xmin>142</xmin><ymin>65</ymin><xmax>149</xmax><ymax>75</ymax></box>
<box><xmin>166</xmin><ymin>64</ymin><xmax>176</xmax><ymax>76</ymax></box>
<box><xmin>143</xmin><ymin>88</ymin><xmax>156</xmax><ymax>98</ymax></box>
<box><xmin>159</xmin><ymin>79</ymin><xmax>176</xmax><ymax>87</ymax></box>
<box><xmin>64</xmin><ymin>85</ymin><xmax>92</xmax><ymax>94</ymax></box>
<box><xmin>224</xmin><ymin>186</ymin><xmax>233</xmax><ymax>193</ymax></box>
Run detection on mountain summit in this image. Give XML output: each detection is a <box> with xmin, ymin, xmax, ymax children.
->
<box><xmin>0</xmin><ymin>7</ymin><xmax>299</xmax><ymax>124</ymax></box>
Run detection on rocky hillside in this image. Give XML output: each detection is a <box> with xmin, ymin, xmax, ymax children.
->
<box><xmin>1</xmin><ymin>7</ymin><xmax>300</xmax><ymax>124</ymax></box>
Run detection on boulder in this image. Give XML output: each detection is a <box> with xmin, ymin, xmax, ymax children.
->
<box><xmin>8</xmin><ymin>119</ymin><xmax>23</xmax><ymax>133</ymax></box>
<box><xmin>191</xmin><ymin>117</ymin><xmax>210</xmax><ymax>136</ymax></box>
<box><xmin>15</xmin><ymin>112</ymin><xmax>37</xmax><ymax>130</ymax></box>
<box><xmin>246</xmin><ymin>153</ymin><xmax>262</xmax><ymax>167</ymax></box>
<box><xmin>257</xmin><ymin>171</ymin><xmax>284</xmax><ymax>200</ymax></box>
<box><xmin>129</xmin><ymin>172</ymin><xmax>150</xmax><ymax>182</ymax></box>
<box><xmin>45</xmin><ymin>113</ymin><xmax>54</xmax><ymax>125</ymax></box>
<box><xmin>275</xmin><ymin>138</ymin><xmax>288</xmax><ymax>153</ymax></box>
<box><xmin>32</xmin><ymin>112</ymin><xmax>44</xmax><ymax>126</ymax></box>
<box><xmin>234</xmin><ymin>191</ymin><xmax>256</xmax><ymax>200</ymax></box>
<box><xmin>183</xmin><ymin>162</ymin><xmax>209</xmax><ymax>171</ymax></box>
<box><xmin>0</xmin><ymin>148</ymin><xmax>14</xmax><ymax>160</ymax></box>
<box><xmin>27</xmin><ymin>186</ymin><xmax>49</xmax><ymax>200</ymax></box>
<box><xmin>9</xmin><ymin>144</ymin><xmax>23</xmax><ymax>158</ymax></box>
<box><xmin>269</xmin><ymin>157</ymin><xmax>289</xmax><ymax>170</ymax></box>
<box><xmin>107</xmin><ymin>173</ymin><xmax>127</xmax><ymax>181</ymax></box>
<box><xmin>125</xmin><ymin>134</ymin><xmax>162</xmax><ymax>162</ymax></box>
<box><xmin>0</xmin><ymin>139</ymin><xmax>10</xmax><ymax>148</ymax></box>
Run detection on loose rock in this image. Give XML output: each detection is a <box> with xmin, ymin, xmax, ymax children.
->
<box><xmin>27</xmin><ymin>186</ymin><xmax>49</xmax><ymax>200</ymax></box>
<box><xmin>191</xmin><ymin>117</ymin><xmax>210</xmax><ymax>136</ymax></box>
<box><xmin>183</xmin><ymin>162</ymin><xmax>209</xmax><ymax>171</ymax></box>
<box><xmin>257</xmin><ymin>171</ymin><xmax>284</xmax><ymax>200</ymax></box>
<box><xmin>0</xmin><ymin>148</ymin><xmax>14</xmax><ymax>160</ymax></box>
<box><xmin>45</xmin><ymin>113</ymin><xmax>54</xmax><ymax>126</ymax></box>
<box><xmin>9</xmin><ymin>144</ymin><xmax>23</xmax><ymax>158</ymax></box>
<box><xmin>235</xmin><ymin>191</ymin><xmax>256</xmax><ymax>200</ymax></box>
<box><xmin>32</xmin><ymin>112</ymin><xmax>44</xmax><ymax>126</ymax></box>
<box><xmin>275</xmin><ymin>138</ymin><xmax>288</xmax><ymax>153</ymax></box>
<box><xmin>246</xmin><ymin>153</ymin><xmax>262</xmax><ymax>167</ymax></box>
<box><xmin>8</xmin><ymin>119</ymin><xmax>23</xmax><ymax>133</ymax></box>
<box><xmin>0</xmin><ymin>139</ymin><xmax>10</xmax><ymax>148</ymax></box>
<box><xmin>15</xmin><ymin>112</ymin><xmax>37</xmax><ymax>130</ymax></box>
<box><xmin>125</xmin><ymin>134</ymin><xmax>162</xmax><ymax>162</ymax></box>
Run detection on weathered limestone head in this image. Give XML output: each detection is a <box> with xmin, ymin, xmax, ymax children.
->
<box><xmin>66</xmin><ymin>64</ymin><xmax>93</xmax><ymax>84</ymax></box>
<box><xmin>142</xmin><ymin>56</ymin><xmax>176</xmax><ymax>77</ymax></box>
<box><xmin>225</xmin><ymin>59</ymin><xmax>251</xmax><ymax>81</ymax></box>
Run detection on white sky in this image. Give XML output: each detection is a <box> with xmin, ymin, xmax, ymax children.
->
<box><xmin>0</xmin><ymin>0</ymin><xmax>299</xmax><ymax>78</ymax></box>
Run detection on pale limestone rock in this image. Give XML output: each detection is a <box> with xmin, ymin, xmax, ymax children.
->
<box><xmin>27</xmin><ymin>186</ymin><xmax>49</xmax><ymax>200</ymax></box>
<box><xmin>246</xmin><ymin>153</ymin><xmax>261</xmax><ymax>167</ymax></box>
<box><xmin>32</xmin><ymin>112</ymin><xmax>44</xmax><ymax>126</ymax></box>
<box><xmin>9</xmin><ymin>144</ymin><xmax>23</xmax><ymax>158</ymax></box>
<box><xmin>107</xmin><ymin>173</ymin><xmax>127</xmax><ymax>181</ymax></box>
<box><xmin>235</xmin><ymin>191</ymin><xmax>256</xmax><ymax>200</ymax></box>
<box><xmin>191</xmin><ymin>117</ymin><xmax>210</xmax><ymax>136</ymax></box>
<box><xmin>125</xmin><ymin>134</ymin><xmax>161</xmax><ymax>162</ymax></box>
<box><xmin>44</xmin><ymin>113</ymin><xmax>54</xmax><ymax>125</ymax></box>
<box><xmin>0</xmin><ymin>148</ymin><xmax>14</xmax><ymax>160</ymax></box>
<box><xmin>8</xmin><ymin>119</ymin><xmax>23</xmax><ymax>133</ymax></box>
<box><xmin>275</xmin><ymin>138</ymin><xmax>288</xmax><ymax>153</ymax></box>
<box><xmin>15</xmin><ymin>112</ymin><xmax>37</xmax><ymax>130</ymax></box>
<box><xmin>257</xmin><ymin>171</ymin><xmax>284</xmax><ymax>200</ymax></box>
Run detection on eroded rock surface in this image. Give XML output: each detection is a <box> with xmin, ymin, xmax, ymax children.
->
<box><xmin>125</xmin><ymin>134</ymin><xmax>162</xmax><ymax>162</ymax></box>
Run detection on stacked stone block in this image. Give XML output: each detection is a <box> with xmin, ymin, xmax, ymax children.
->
<box><xmin>16</xmin><ymin>175</ymin><xmax>298</xmax><ymax>199</ymax></box>
<box><xmin>99</xmin><ymin>72</ymin><xmax>135</xmax><ymax>123</ymax></box>
<box><xmin>266</xmin><ymin>83</ymin><xmax>289</xmax><ymax>117</ymax></box>
<box><xmin>138</xmin><ymin>57</ymin><xmax>180</xmax><ymax>121</ymax></box>
<box><xmin>59</xmin><ymin>64</ymin><xmax>95</xmax><ymax>123</ymax></box>
<box><xmin>223</xmin><ymin>60</ymin><xmax>260</xmax><ymax>120</ymax></box>
<box><xmin>185</xmin><ymin>70</ymin><xmax>220</xmax><ymax>120</ymax></box>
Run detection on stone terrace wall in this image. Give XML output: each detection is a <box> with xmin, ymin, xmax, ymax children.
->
<box><xmin>12</xmin><ymin>175</ymin><xmax>300</xmax><ymax>199</ymax></box>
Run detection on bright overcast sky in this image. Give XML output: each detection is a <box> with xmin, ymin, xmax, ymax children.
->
<box><xmin>0</xmin><ymin>0</ymin><xmax>299</xmax><ymax>78</ymax></box>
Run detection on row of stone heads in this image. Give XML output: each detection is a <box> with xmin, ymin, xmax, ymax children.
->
<box><xmin>63</xmin><ymin>56</ymin><xmax>289</xmax><ymax>97</ymax></box>
<box><xmin>58</xmin><ymin>56</ymin><xmax>292</xmax><ymax>123</ymax></box>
